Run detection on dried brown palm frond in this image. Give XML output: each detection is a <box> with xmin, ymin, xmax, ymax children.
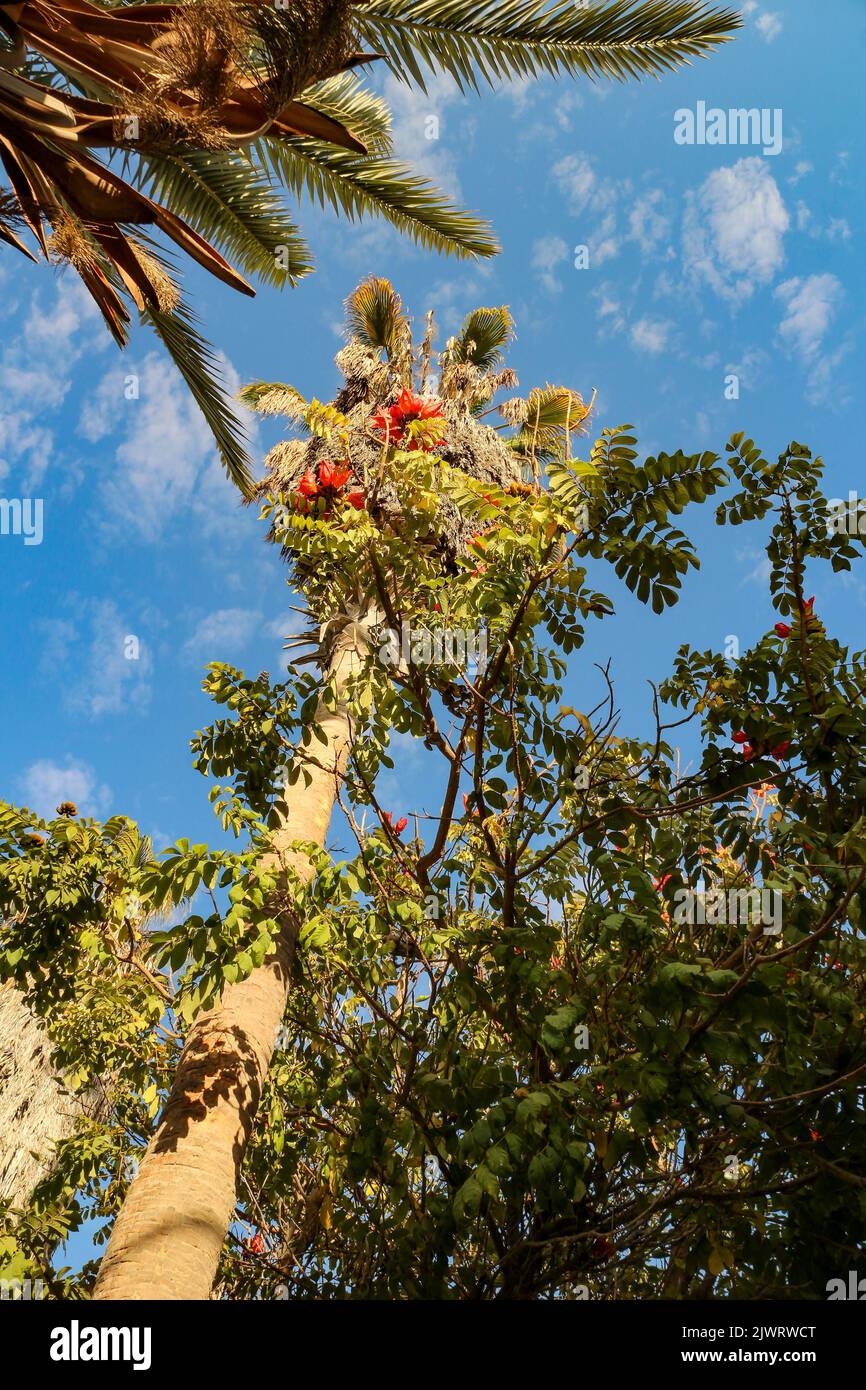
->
<box><xmin>0</xmin><ymin>0</ymin><xmax>372</xmax><ymax>337</ymax></box>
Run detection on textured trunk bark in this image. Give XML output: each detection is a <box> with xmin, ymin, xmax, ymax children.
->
<box><xmin>93</xmin><ymin>624</ymin><xmax>367</xmax><ymax>1300</ymax></box>
<box><xmin>0</xmin><ymin>982</ymin><xmax>106</xmax><ymax>1212</ymax></box>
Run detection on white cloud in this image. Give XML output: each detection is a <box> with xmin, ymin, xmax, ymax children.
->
<box><xmin>531</xmin><ymin>235</ymin><xmax>569</xmax><ymax>294</ymax></box>
<box><xmin>183</xmin><ymin>607</ymin><xmax>261</xmax><ymax>661</ymax></box>
<box><xmin>37</xmin><ymin>601</ymin><xmax>153</xmax><ymax>718</ymax></box>
<box><xmin>594</xmin><ymin>286</ymin><xmax>626</xmax><ymax>334</ymax></box>
<box><xmin>683</xmin><ymin>158</ymin><xmax>789</xmax><ymax>303</ymax></box>
<box><xmin>742</xmin><ymin>2</ymin><xmax>783</xmax><ymax>42</ymax></box>
<box><xmin>630</xmin><ymin>318</ymin><xmax>671</xmax><ymax>354</ymax></box>
<box><xmin>553</xmin><ymin>153</ymin><xmax>600</xmax><ymax>216</ymax></box>
<box><xmin>788</xmin><ymin>160</ymin><xmax>813</xmax><ymax>187</ymax></box>
<box><xmin>19</xmin><ymin>758</ymin><xmax>111</xmax><ymax>821</ymax></box>
<box><xmin>628</xmin><ymin>189</ymin><xmax>672</xmax><ymax>257</ymax></box>
<box><xmin>775</xmin><ymin>274</ymin><xmax>843</xmax><ymax>358</ymax></box>
<box><xmin>827</xmin><ymin>218</ymin><xmax>852</xmax><ymax>242</ymax></box>
<box><xmin>0</xmin><ymin>277</ymin><xmax>107</xmax><ymax>484</ymax></box>
<box><xmin>591</xmin><ymin>212</ymin><xmax>619</xmax><ymax>266</ymax></box>
<box><xmin>756</xmin><ymin>11</ymin><xmax>783</xmax><ymax>42</ymax></box>
<box><xmin>553</xmin><ymin>153</ymin><xmax>619</xmax><ymax>218</ymax></box>
<box><xmin>384</xmin><ymin>70</ymin><xmax>466</xmax><ymax>199</ymax></box>
<box><xmin>87</xmin><ymin>352</ymin><xmax>256</xmax><ymax>543</ymax></box>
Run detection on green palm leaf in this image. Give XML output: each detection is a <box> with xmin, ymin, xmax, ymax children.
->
<box><xmin>300</xmin><ymin>72</ymin><xmax>394</xmax><ymax>155</ymax></box>
<box><xmin>357</xmin><ymin>0</ymin><xmax>742</xmax><ymax>92</ymax></box>
<box><xmin>130</xmin><ymin>151</ymin><xmax>312</xmax><ymax>287</ymax></box>
<box><xmin>454</xmin><ymin>305</ymin><xmax>514</xmax><ymax>369</ymax></box>
<box><xmin>258</xmin><ymin>138</ymin><xmax>499</xmax><ymax>259</ymax></box>
<box><xmin>345</xmin><ymin>275</ymin><xmax>407</xmax><ymax>356</ymax></box>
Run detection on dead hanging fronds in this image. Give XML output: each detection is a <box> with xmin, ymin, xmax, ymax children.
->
<box><xmin>498</xmin><ymin>396</ymin><xmax>530</xmax><ymax>428</ymax></box>
<box><xmin>252</xmin><ymin>1</ymin><xmax>359</xmax><ymax>111</ymax></box>
<box><xmin>418</xmin><ymin>309</ymin><xmax>435</xmax><ymax>394</ymax></box>
<box><xmin>47</xmin><ymin>210</ymin><xmax>101</xmax><ymax>275</ymax></box>
<box><xmin>111</xmin><ymin>100</ymin><xmax>230</xmax><ymax>154</ymax></box>
<box><xmin>128</xmin><ymin>242</ymin><xmax>180</xmax><ymax>314</ymax></box>
<box><xmin>334</xmin><ymin>341</ymin><xmax>391</xmax><ymax>409</ymax></box>
<box><xmin>150</xmin><ymin>0</ymin><xmax>247</xmax><ymax>113</ymax></box>
<box><xmin>438</xmin><ymin>358</ymin><xmax>483</xmax><ymax>408</ymax></box>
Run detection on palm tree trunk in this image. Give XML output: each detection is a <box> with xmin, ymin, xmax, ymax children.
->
<box><xmin>0</xmin><ymin>982</ymin><xmax>107</xmax><ymax>1212</ymax></box>
<box><xmin>93</xmin><ymin>622</ymin><xmax>368</xmax><ymax>1299</ymax></box>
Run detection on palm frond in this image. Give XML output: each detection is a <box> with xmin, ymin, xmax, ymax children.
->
<box><xmin>357</xmin><ymin>0</ymin><xmax>742</xmax><ymax>93</ymax></box>
<box><xmin>345</xmin><ymin>275</ymin><xmax>407</xmax><ymax>356</ymax></box>
<box><xmin>509</xmin><ymin>385</ymin><xmax>592</xmax><ymax>459</ymax></box>
<box><xmin>143</xmin><ymin>298</ymin><xmax>255</xmax><ymax>496</ymax></box>
<box><xmin>298</xmin><ymin>72</ymin><xmax>393</xmax><ymax>155</ymax></box>
<box><xmin>258</xmin><ymin>138</ymin><xmax>499</xmax><ymax>259</ymax></box>
<box><xmin>453</xmin><ymin>305</ymin><xmax>514</xmax><ymax>369</ymax></box>
<box><xmin>130</xmin><ymin>151</ymin><xmax>313</xmax><ymax>287</ymax></box>
<box><xmin>239</xmin><ymin>381</ymin><xmax>309</xmax><ymax>418</ymax></box>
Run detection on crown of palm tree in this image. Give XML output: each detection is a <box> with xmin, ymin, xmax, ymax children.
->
<box><xmin>1</xmin><ymin>1</ymin><xmax>741</xmax><ymax>492</ymax></box>
<box><xmin>243</xmin><ymin>275</ymin><xmax>592</xmax><ymax>555</ymax></box>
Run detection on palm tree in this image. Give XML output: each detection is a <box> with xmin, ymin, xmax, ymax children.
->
<box><xmin>1</xmin><ymin>1</ymin><xmax>741</xmax><ymax>491</ymax></box>
<box><xmin>92</xmin><ymin>275</ymin><xmax>595</xmax><ymax>1299</ymax></box>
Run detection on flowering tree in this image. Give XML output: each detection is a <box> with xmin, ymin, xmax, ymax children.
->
<box><xmin>2</xmin><ymin>287</ymin><xmax>865</xmax><ymax>1299</ymax></box>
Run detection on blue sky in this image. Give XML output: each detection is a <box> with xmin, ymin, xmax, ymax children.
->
<box><xmin>2</xmin><ymin>0</ymin><xmax>864</xmax><ymax>872</ymax></box>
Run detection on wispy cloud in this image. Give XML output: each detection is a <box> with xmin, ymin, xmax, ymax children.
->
<box><xmin>18</xmin><ymin>757</ymin><xmax>111</xmax><ymax>821</ymax></box>
<box><xmin>183</xmin><ymin>606</ymin><xmax>262</xmax><ymax>662</ymax></box>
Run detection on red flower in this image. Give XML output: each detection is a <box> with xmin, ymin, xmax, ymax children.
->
<box><xmin>395</xmin><ymin>388</ymin><xmax>444</xmax><ymax>422</ymax></box>
<box><xmin>732</xmin><ymin>730</ymin><xmax>749</xmax><ymax>745</ymax></box>
<box><xmin>775</xmin><ymin>622</ymin><xmax>791</xmax><ymax>638</ymax></box>
<box><xmin>383</xmin><ymin>812</ymin><xmax>393</xmax><ymax>826</ymax></box>
<box><xmin>371</xmin><ymin>405</ymin><xmax>405</xmax><ymax>442</ymax></box>
<box><xmin>653</xmin><ymin>873</ymin><xmax>672</xmax><ymax>890</ymax></box>
<box><xmin>344</xmin><ymin>489</ymin><xmax>366</xmax><ymax>510</ymax></box>
<box><xmin>394</xmin><ymin>816</ymin><xmax>408</xmax><ymax>835</ymax></box>
<box><xmin>248</xmin><ymin>1233</ymin><xmax>265</xmax><ymax>1255</ymax></box>
<box><xmin>771</xmin><ymin>740</ymin><xmax>790</xmax><ymax>760</ymax></box>
<box><xmin>808</xmin><ymin>1129</ymin><xmax>821</xmax><ymax>1143</ymax></box>
<box><xmin>296</xmin><ymin>469</ymin><xmax>319</xmax><ymax>499</ymax></box>
<box><xmin>318</xmin><ymin>460</ymin><xmax>350</xmax><ymax>491</ymax></box>
<box><xmin>742</xmin><ymin>743</ymin><xmax>757</xmax><ymax>762</ymax></box>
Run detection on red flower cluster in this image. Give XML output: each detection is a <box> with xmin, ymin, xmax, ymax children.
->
<box><xmin>294</xmin><ymin>459</ymin><xmax>365</xmax><ymax>513</ymax></box>
<box><xmin>734</xmin><ymin>730</ymin><xmax>791</xmax><ymax>761</ymax></box>
<box><xmin>383</xmin><ymin>811</ymin><xmax>409</xmax><ymax>835</ymax></box>
<box><xmin>371</xmin><ymin>389</ymin><xmax>446</xmax><ymax>450</ymax></box>
<box><xmin>774</xmin><ymin>622</ymin><xmax>791</xmax><ymax>638</ymax></box>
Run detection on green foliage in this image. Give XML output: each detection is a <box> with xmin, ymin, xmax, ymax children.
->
<box><xmin>6</xmin><ymin>394</ymin><xmax>866</xmax><ymax>1298</ymax></box>
<box><xmin>358</xmin><ymin>0</ymin><xmax>742</xmax><ymax>92</ymax></box>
